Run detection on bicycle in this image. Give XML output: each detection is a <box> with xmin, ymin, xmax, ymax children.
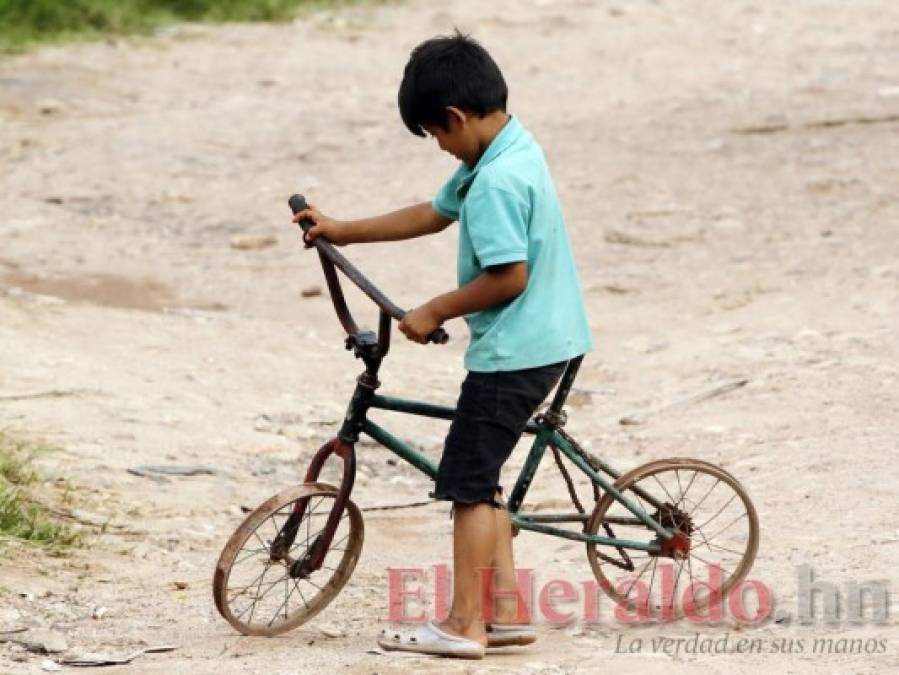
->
<box><xmin>212</xmin><ymin>194</ymin><xmax>759</xmax><ymax>636</ymax></box>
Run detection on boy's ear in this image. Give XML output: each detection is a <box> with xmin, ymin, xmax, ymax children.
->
<box><xmin>445</xmin><ymin>106</ymin><xmax>468</xmax><ymax>130</ymax></box>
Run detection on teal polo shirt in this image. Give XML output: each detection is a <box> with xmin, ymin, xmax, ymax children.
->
<box><xmin>432</xmin><ymin>115</ymin><xmax>594</xmax><ymax>372</ymax></box>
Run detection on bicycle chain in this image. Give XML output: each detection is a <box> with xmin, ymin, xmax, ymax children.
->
<box><xmin>550</xmin><ymin>427</ymin><xmax>634</xmax><ymax>571</ymax></box>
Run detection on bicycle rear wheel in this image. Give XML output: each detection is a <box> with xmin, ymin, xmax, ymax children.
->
<box><xmin>213</xmin><ymin>482</ymin><xmax>363</xmax><ymax>636</ymax></box>
<box><xmin>586</xmin><ymin>458</ymin><xmax>758</xmax><ymax>620</ymax></box>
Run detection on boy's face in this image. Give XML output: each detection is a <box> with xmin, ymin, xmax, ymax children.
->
<box><xmin>423</xmin><ymin>107</ymin><xmax>479</xmax><ymax>167</ymax></box>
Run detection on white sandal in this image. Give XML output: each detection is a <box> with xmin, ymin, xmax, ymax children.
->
<box><xmin>377</xmin><ymin>620</ymin><xmax>486</xmax><ymax>659</ymax></box>
<box><xmin>486</xmin><ymin>623</ymin><xmax>537</xmax><ymax>647</ymax></box>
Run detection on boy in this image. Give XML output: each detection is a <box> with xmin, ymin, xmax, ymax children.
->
<box><xmin>293</xmin><ymin>32</ymin><xmax>592</xmax><ymax>659</ymax></box>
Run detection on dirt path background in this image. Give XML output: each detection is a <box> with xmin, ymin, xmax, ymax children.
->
<box><xmin>1</xmin><ymin>0</ymin><xmax>898</xmax><ymax>673</ymax></box>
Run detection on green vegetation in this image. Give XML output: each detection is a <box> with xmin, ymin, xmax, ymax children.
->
<box><xmin>0</xmin><ymin>431</ymin><xmax>79</xmax><ymax>550</ymax></box>
<box><xmin>0</xmin><ymin>0</ymin><xmax>353</xmax><ymax>53</ymax></box>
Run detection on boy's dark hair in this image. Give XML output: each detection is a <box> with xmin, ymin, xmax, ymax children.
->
<box><xmin>398</xmin><ymin>31</ymin><xmax>508</xmax><ymax>137</ymax></box>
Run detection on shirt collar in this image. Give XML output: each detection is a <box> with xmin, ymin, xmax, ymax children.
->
<box><xmin>471</xmin><ymin>114</ymin><xmax>522</xmax><ymax>172</ymax></box>
<box><xmin>456</xmin><ymin>114</ymin><xmax>523</xmax><ymax>196</ymax></box>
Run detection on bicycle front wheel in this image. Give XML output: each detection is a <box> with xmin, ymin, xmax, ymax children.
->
<box><xmin>585</xmin><ymin>458</ymin><xmax>759</xmax><ymax>620</ymax></box>
<box><xmin>213</xmin><ymin>482</ymin><xmax>364</xmax><ymax>636</ymax></box>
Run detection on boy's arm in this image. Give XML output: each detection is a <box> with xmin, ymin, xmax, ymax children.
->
<box><xmin>293</xmin><ymin>202</ymin><xmax>453</xmax><ymax>245</ymax></box>
<box><xmin>399</xmin><ymin>262</ymin><xmax>528</xmax><ymax>343</ymax></box>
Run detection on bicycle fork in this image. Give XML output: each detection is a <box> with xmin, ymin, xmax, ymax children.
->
<box><xmin>269</xmin><ymin>345</ymin><xmax>379</xmax><ymax>577</ymax></box>
<box><xmin>269</xmin><ymin>437</ymin><xmax>356</xmax><ymax>578</ymax></box>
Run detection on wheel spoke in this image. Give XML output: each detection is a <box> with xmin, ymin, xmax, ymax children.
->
<box><xmin>701</xmin><ymin>511</ymin><xmax>747</xmax><ymax>542</ymax></box>
<box><xmin>270</xmin><ymin>512</ymin><xmax>283</xmax><ymax>541</ymax></box>
<box><xmin>691</xmin><ymin>517</ymin><xmax>737</xmax><ymax>565</ymax></box>
<box><xmin>703</xmin><ymin>541</ymin><xmax>746</xmax><ymax>558</ymax></box>
<box><xmin>668</xmin><ymin>558</ymin><xmax>686</xmax><ymax>611</ymax></box>
<box><xmin>232</xmin><ymin>546</ymin><xmax>272</xmax><ymax>567</ymax></box>
<box><xmin>308</xmin><ymin>496</ymin><xmax>325</xmax><ymax>517</ymax></box>
<box><xmin>686</xmin><ymin>553</ymin><xmax>696</xmax><ymax>593</ymax></box>
<box><xmin>290</xmin><ymin>513</ymin><xmax>351</xmax><ymax>558</ymax></box>
<box><xmin>293</xmin><ymin>528</ymin><xmax>351</xmax><ymax>561</ymax></box>
<box><xmin>689</xmin><ymin>551</ymin><xmax>735</xmax><ymax>580</ymax></box>
<box><xmin>646</xmin><ymin>558</ymin><xmax>659</xmax><ymax>603</ymax></box>
<box><xmin>251</xmin><ymin>570</ymin><xmax>292</xmax><ymax>611</ymax></box>
<box><xmin>694</xmin><ymin>492</ymin><xmax>738</xmax><ymax>530</ymax></box>
<box><xmin>692</xmin><ymin>518</ymin><xmax>713</xmax><ymax>548</ymax></box>
<box><xmin>267</xmin><ymin>575</ymin><xmax>300</xmax><ymax>627</ymax></box>
<box><xmin>241</xmin><ymin>571</ymin><xmax>290</xmax><ymax>596</ymax></box>
<box><xmin>295</xmin><ymin>579</ymin><xmax>309</xmax><ymax>609</ymax></box>
<box><xmin>234</xmin><ymin>597</ymin><xmax>254</xmax><ymax>621</ymax></box>
<box><xmin>623</xmin><ymin>557</ymin><xmax>655</xmax><ymax>601</ymax></box>
<box><xmin>228</xmin><ymin>565</ymin><xmax>270</xmax><ymax>601</ymax></box>
<box><xmin>651</xmin><ymin>473</ymin><xmax>677</xmax><ymax>507</ymax></box>
<box><xmin>251</xmin><ymin>529</ymin><xmax>271</xmax><ymax>552</ymax></box>
<box><xmin>247</xmin><ymin>564</ymin><xmax>271</xmax><ymax>624</ymax></box>
<box><xmin>304</xmin><ymin>576</ymin><xmax>325</xmax><ymax>593</ymax></box>
<box><xmin>684</xmin><ymin>553</ymin><xmax>713</xmax><ymax>609</ymax></box>
<box><xmin>330</xmin><ymin>531</ymin><xmax>351</xmax><ymax>550</ymax></box>
<box><xmin>687</xmin><ymin>478</ymin><xmax>721</xmax><ymax>518</ymax></box>
<box><xmin>305</xmin><ymin>498</ymin><xmax>311</xmax><ymax>548</ymax></box>
<box><xmin>676</xmin><ymin>470</ymin><xmax>699</xmax><ymax>509</ymax></box>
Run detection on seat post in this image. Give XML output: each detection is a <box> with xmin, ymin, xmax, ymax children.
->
<box><xmin>546</xmin><ymin>355</ymin><xmax>584</xmax><ymax>417</ymax></box>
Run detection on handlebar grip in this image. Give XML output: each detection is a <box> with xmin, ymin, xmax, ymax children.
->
<box><xmin>288</xmin><ymin>193</ymin><xmax>450</xmax><ymax>346</ymax></box>
<box><xmin>289</xmin><ymin>194</ymin><xmax>314</xmax><ymax>230</ymax></box>
<box><xmin>428</xmin><ymin>328</ymin><xmax>449</xmax><ymax>345</ymax></box>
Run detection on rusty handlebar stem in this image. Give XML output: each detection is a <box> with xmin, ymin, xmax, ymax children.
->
<box><xmin>288</xmin><ymin>194</ymin><xmax>449</xmax><ymax>347</ymax></box>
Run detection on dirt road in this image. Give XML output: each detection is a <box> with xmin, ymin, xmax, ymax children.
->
<box><xmin>1</xmin><ymin>0</ymin><xmax>898</xmax><ymax>673</ymax></box>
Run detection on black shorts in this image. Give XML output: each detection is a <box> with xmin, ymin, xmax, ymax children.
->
<box><xmin>431</xmin><ymin>361</ymin><xmax>567</xmax><ymax>507</ymax></box>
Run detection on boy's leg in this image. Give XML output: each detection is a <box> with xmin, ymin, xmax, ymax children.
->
<box><xmin>438</xmin><ymin>501</ymin><xmax>495</xmax><ymax>645</ymax></box>
<box><xmin>438</xmin><ymin>494</ymin><xmax>529</xmax><ymax>643</ymax></box>
<box><xmin>490</xmin><ymin>495</ymin><xmax>530</xmax><ymax>624</ymax></box>
<box><xmin>430</xmin><ymin>363</ymin><xmax>566</xmax><ymax>643</ymax></box>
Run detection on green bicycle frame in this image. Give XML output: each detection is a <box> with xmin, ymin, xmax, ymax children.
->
<box><xmin>287</xmin><ymin>200</ymin><xmax>672</xmax><ymax>568</ymax></box>
<box><xmin>358</xmin><ymin>390</ymin><xmax>673</xmax><ymax>555</ymax></box>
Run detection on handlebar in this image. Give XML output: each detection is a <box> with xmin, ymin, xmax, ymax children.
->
<box><xmin>288</xmin><ymin>194</ymin><xmax>449</xmax><ymax>346</ymax></box>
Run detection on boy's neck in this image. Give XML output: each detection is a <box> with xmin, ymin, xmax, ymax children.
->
<box><xmin>467</xmin><ymin>111</ymin><xmax>511</xmax><ymax>167</ymax></box>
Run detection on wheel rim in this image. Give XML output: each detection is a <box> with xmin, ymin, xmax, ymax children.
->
<box><xmin>586</xmin><ymin>458</ymin><xmax>759</xmax><ymax>621</ymax></box>
<box><xmin>213</xmin><ymin>482</ymin><xmax>364</xmax><ymax>636</ymax></box>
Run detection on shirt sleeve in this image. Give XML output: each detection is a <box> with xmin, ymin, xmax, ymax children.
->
<box><xmin>463</xmin><ymin>185</ymin><xmax>530</xmax><ymax>267</ymax></box>
<box><xmin>432</xmin><ymin>168</ymin><xmax>463</xmax><ymax>220</ymax></box>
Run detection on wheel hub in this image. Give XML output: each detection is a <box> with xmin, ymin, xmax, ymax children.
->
<box><xmin>650</xmin><ymin>502</ymin><xmax>693</xmax><ymax>559</ymax></box>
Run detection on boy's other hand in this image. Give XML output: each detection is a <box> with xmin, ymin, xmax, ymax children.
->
<box><xmin>399</xmin><ymin>303</ymin><xmax>443</xmax><ymax>344</ymax></box>
<box><xmin>292</xmin><ymin>204</ymin><xmax>347</xmax><ymax>246</ymax></box>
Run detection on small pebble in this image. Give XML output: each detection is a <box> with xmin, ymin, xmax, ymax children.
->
<box><xmin>301</xmin><ymin>286</ymin><xmax>323</xmax><ymax>298</ymax></box>
<box><xmin>229</xmin><ymin>234</ymin><xmax>277</xmax><ymax>250</ymax></box>
<box><xmin>319</xmin><ymin>623</ymin><xmax>345</xmax><ymax>638</ymax></box>
<box><xmin>20</xmin><ymin>629</ymin><xmax>68</xmax><ymax>654</ymax></box>
<box><xmin>37</xmin><ymin>99</ymin><xmax>64</xmax><ymax>115</ymax></box>
<box><xmin>567</xmin><ymin>390</ymin><xmax>593</xmax><ymax>407</ymax></box>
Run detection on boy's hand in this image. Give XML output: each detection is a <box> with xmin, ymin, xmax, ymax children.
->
<box><xmin>292</xmin><ymin>204</ymin><xmax>348</xmax><ymax>246</ymax></box>
<box><xmin>399</xmin><ymin>303</ymin><xmax>444</xmax><ymax>344</ymax></box>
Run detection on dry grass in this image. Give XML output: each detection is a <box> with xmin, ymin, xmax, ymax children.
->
<box><xmin>0</xmin><ymin>431</ymin><xmax>80</xmax><ymax>550</ymax></box>
<box><xmin>0</xmin><ymin>0</ymin><xmax>375</xmax><ymax>53</ymax></box>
